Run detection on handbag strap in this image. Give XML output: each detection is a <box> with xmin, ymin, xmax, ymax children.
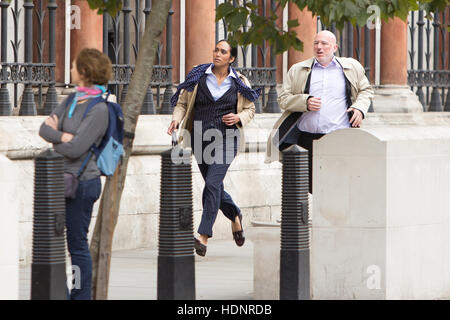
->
<box><xmin>76</xmin><ymin>150</ymin><xmax>93</xmax><ymax>179</ymax></box>
<box><xmin>61</xmin><ymin>93</ymin><xmax>93</xmax><ymax>179</ymax></box>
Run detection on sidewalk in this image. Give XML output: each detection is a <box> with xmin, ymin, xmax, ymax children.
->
<box><xmin>19</xmin><ymin>239</ymin><xmax>254</xmax><ymax>300</ymax></box>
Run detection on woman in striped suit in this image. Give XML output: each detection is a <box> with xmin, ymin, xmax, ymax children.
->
<box><xmin>167</xmin><ymin>40</ymin><xmax>260</xmax><ymax>256</ymax></box>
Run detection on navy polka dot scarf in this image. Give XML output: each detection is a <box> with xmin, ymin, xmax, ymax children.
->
<box><xmin>170</xmin><ymin>63</ymin><xmax>261</xmax><ymax>107</ymax></box>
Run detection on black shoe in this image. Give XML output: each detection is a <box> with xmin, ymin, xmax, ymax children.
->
<box><xmin>232</xmin><ymin>214</ymin><xmax>245</xmax><ymax>247</ymax></box>
<box><xmin>194</xmin><ymin>238</ymin><xmax>207</xmax><ymax>256</ymax></box>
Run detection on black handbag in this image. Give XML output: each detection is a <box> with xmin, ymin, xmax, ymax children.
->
<box><xmin>64</xmin><ymin>172</ymin><xmax>79</xmax><ymax>199</ymax></box>
<box><xmin>64</xmin><ymin>151</ymin><xmax>93</xmax><ymax>199</ymax></box>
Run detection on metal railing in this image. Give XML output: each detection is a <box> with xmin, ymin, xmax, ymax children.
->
<box><xmin>103</xmin><ymin>0</ymin><xmax>174</xmax><ymax>114</ymax></box>
<box><xmin>0</xmin><ymin>0</ymin><xmax>58</xmax><ymax>116</ymax></box>
<box><xmin>1</xmin><ymin>2</ymin><xmax>448</xmax><ymax>117</ymax></box>
<box><xmin>408</xmin><ymin>9</ymin><xmax>450</xmax><ymax>111</ymax></box>
<box><xmin>0</xmin><ymin>0</ymin><xmax>174</xmax><ymax>116</ymax></box>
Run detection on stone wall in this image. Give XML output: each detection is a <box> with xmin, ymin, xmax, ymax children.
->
<box><xmin>0</xmin><ymin>154</ymin><xmax>19</xmax><ymax>299</ymax></box>
<box><xmin>3</xmin><ymin>112</ymin><xmax>450</xmax><ymax>269</ymax></box>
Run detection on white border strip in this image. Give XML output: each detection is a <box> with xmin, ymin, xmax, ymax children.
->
<box><xmin>179</xmin><ymin>0</ymin><xmax>186</xmax><ymax>83</ymax></box>
<box><xmin>65</xmin><ymin>1</ymin><xmax>71</xmax><ymax>86</ymax></box>
<box><xmin>282</xmin><ymin>5</ymin><xmax>288</xmax><ymax>84</ymax></box>
<box><xmin>375</xmin><ymin>17</ymin><xmax>381</xmax><ymax>86</ymax></box>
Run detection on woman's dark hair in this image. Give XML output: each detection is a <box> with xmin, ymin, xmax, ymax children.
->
<box><xmin>76</xmin><ymin>48</ymin><xmax>112</xmax><ymax>86</ymax></box>
<box><xmin>217</xmin><ymin>39</ymin><xmax>238</xmax><ymax>65</ymax></box>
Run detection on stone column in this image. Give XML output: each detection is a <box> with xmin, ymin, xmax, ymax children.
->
<box><xmin>288</xmin><ymin>4</ymin><xmax>316</xmax><ymax>68</ymax></box>
<box><xmin>185</xmin><ymin>0</ymin><xmax>215</xmax><ymax>73</ymax></box>
<box><xmin>70</xmin><ymin>0</ymin><xmax>103</xmax><ymax>65</ymax></box>
<box><xmin>372</xmin><ymin>17</ymin><xmax>422</xmax><ymax>113</ymax></box>
<box><xmin>54</xmin><ymin>1</ymin><xmax>66</xmax><ymax>84</ymax></box>
<box><xmin>380</xmin><ymin>18</ymin><xmax>408</xmax><ymax>85</ymax></box>
<box><xmin>0</xmin><ymin>155</ymin><xmax>19</xmax><ymax>299</ymax></box>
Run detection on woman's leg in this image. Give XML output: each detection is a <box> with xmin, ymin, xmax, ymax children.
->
<box><xmin>65</xmin><ymin>177</ymin><xmax>101</xmax><ymax>300</ymax></box>
<box><xmin>220</xmin><ymin>132</ymin><xmax>240</xmax><ymax>222</ymax></box>
<box><xmin>219</xmin><ymin>185</ymin><xmax>240</xmax><ymax>221</ymax></box>
<box><xmin>196</xmin><ymin>131</ymin><xmax>241</xmax><ymax>239</ymax></box>
<box><xmin>197</xmin><ymin>162</ymin><xmax>232</xmax><ymax>238</ymax></box>
<box><xmin>197</xmin><ymin>154</ymin><xmax>239</xmax><ymax>221</ymax></box>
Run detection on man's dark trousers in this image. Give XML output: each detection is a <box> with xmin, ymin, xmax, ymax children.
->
<box><xmin>297</xmin><ymin>130</ymin><xmax>325</xmax><ymax>194</ymax></box>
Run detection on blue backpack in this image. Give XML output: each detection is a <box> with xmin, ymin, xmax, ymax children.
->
<box><xmin>67</xmin><ymin>93</ymin><xmax>124</xmax><ymax>177</ymax></box>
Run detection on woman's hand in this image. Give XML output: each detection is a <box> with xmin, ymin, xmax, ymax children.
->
<box><xmin>167</xmin><ymin>120</ymin><xmax>179</xmax><ymax>135</ymax></box>
<box><xmin>222</xmin><ymin>113</ymin><xmax>240</xmax><ymax>126</ymax></box>
<box><xmin>45</xmin><ymin>114</ymin><xmax>59</xmax><ymax>130</ymax></box>
<box><xmin>61</xmin><ymin>132</ymin><xmax>74</xmax><ymax>143</ymax></box>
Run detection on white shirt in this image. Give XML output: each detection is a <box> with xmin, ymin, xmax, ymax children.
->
<box><xmin>205</xmin><ymin>64</ymin><xmax>236</xmax><ymax>101</ymax></box>
<box><xmin>297</xmin><ymin>57</ymin><xmax>350</xmax><ymax>134</ymax></box>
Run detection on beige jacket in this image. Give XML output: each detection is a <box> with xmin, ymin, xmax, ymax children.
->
<box><xmin>172</xmin><ymin>71</ymin><xmax>256</xmax><ymax>152</ymax></box>
<box><xmin>265</xmin><ymin>56</ymin><xmax>374</xmax><ymax>163</ymax></box>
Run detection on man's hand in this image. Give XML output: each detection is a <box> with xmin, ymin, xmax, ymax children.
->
<box><xmin>347</xmin><ymin>108</ymin><xmax>363</xmax><ymax>128</ymax></box>
<box><xmin>61</xmin><ymin>132</ymin><xmax>74</xmax><ymax>143</ymax></box>
<box><xmin>222</xmin><ymin>113</ymin><xmax>240</xmax><ymax>126</ymax></box>
<box><xmin>307</xmin><ymin>97</ymin><xmax>321</xmax><ymax>111</ymax></box>
<box><xmin>45</xmin><ymin>114</ymin><xmax>59</xmax><ymax>130</ymax></box>
<box><xmin>167</xmin><ymin>120</ymin><xmax>179</xmax><ymax>135</ymax></box>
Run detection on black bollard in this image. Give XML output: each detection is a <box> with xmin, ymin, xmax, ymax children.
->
<box><xmin>31</xmin><ymin>149</ymin><xmax>67</xmax><ymax>300</ymax></box>
<box><xmin>280</xmin><ymin>145</ymin><xmax>310</xmax><ymax>300</ymax></box>
<box><xmin>157</xmin><ymin>136</ymin><xmax>195</xmax><ymax>300</ymax></box>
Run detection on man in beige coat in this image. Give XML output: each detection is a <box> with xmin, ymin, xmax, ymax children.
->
<box><xmin>266</xmin><ymin>30</ymin><xmax>374</xmax><ymax>192</ymax></box>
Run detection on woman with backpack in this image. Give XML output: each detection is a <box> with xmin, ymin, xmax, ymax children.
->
<box><xmin>167</xmin><ymin>39</ymin><xmax>260</xmax><ymax>257</ymax></box>
<box><xmin>39</xmin><ymin>48</ymin><xmax>112</xmax><ymax>300</ymax></box>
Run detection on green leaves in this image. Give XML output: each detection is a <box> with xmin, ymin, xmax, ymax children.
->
<box><xmin>421</xmin><ymin>0</ymin><xmax>450</xmax><ymax>14</ymax></box>
<box><xmin>215</xmin><ymin>1</ymin><xmax>235</xmax><ymax>22</ymax></box>
<box><xmin>230</xmin><ymin>7</ymin><xmax>251</xmax><ymax>32</ymax></box>
<box><xmin>286</xmin><ymin>19</ymin><xmax>299</xmax><ymax>28</ymax></box>
<box><xmin>216</xmin><ymin>0</ymin><xmax>304</xmax><ymax>54</ymax></box>
<box><xmin>86</xmin><ymin>0</ymin><xmax>123</xmax><ymax>16</ymax></box>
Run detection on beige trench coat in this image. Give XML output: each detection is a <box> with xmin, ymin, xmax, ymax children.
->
<box><xmin>172</xmin><ymin>71</ymin><xmax>256</xmax><ymax>153</ymax></box>
<box><xmin>265</xmin><ymin>56</ymin><xmax>374</xmax><ymax>163</ymax></box>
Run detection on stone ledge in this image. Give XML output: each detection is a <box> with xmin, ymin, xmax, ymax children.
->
<box><xmin>364</xmin><ymin>112</ymin><xmax>450</xmax><ymax>127</ymax></box>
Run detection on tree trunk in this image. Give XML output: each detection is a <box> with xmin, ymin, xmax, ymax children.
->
<box><xmin>89</xmin><ymin>0</ymin><xmax>173</xmax><ymax>300</ymax></box>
